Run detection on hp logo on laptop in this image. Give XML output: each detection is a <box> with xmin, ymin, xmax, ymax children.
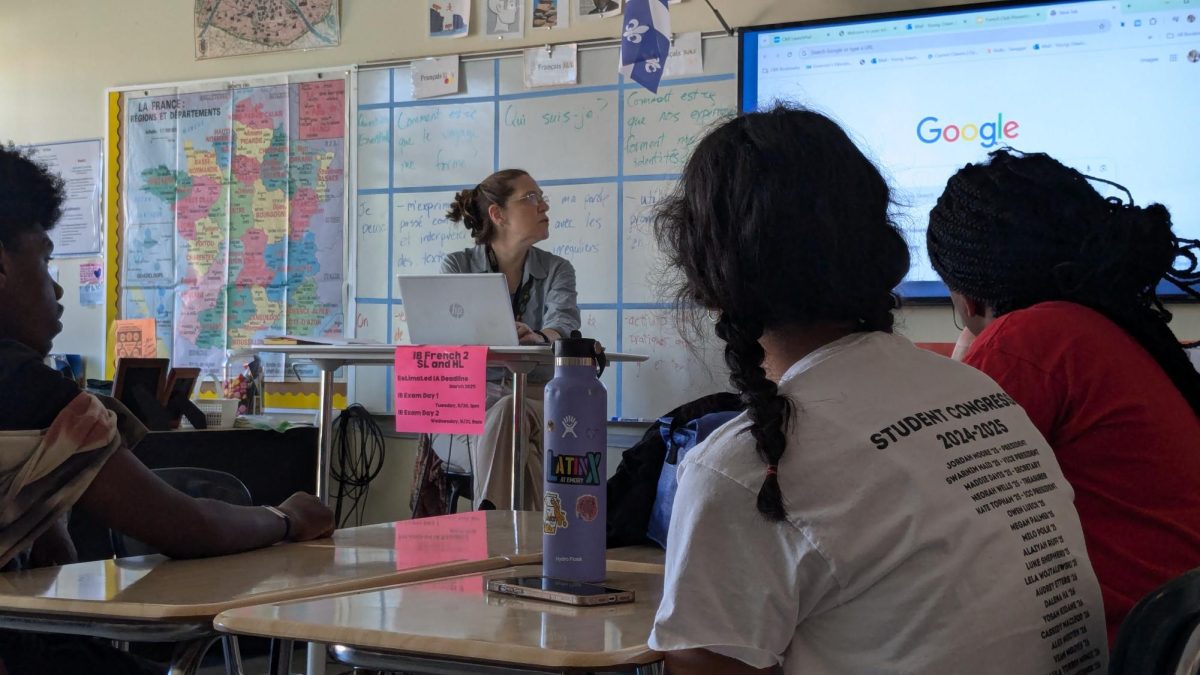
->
<box><xmin>449</xmin><ymin>303</ymin><xmax>465</xmax><ymax>319</ymax></box>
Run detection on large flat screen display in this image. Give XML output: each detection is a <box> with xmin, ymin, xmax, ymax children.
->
<box><xmin>740</xmin><ymin>0</ymin><xmax>1200</xmax><ymax>300</ymax></box>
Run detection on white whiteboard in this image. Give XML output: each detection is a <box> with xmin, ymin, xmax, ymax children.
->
<box><xmin>352</xmin><ymin>38</ymin><xmax>738</xmax><ymax>418</ymax></box>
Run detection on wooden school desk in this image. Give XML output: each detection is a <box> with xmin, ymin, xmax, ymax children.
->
<box><xmin>253</xmin><ymin>343</ymin><xmax>647</xmax><ymax>509</ymax></box>
<box><xmin>605</xmin><ymin>545</ymin><xmax>665</xmax><ymax>568</ymax></box>
<box><xmin>216</xmin><ymin>559</ymin><xmax>666</xmax><ymax>675</ymax></box>
<box><xmin>0</xmin><ymin>511</ymin><xmax>541</xmax><ymax>674</ymax></box>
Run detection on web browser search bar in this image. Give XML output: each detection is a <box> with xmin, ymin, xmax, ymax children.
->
<box><xmin>794</xmin><ymin>19</ymin><xmax>1112</xmax><ymax>59</ymax></box>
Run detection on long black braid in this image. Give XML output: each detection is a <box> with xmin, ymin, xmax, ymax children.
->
<box><xmin>715</xmin><ymin>313</ymin><xmax>791</xmax><ymax>520</ymax></box>
<box><xmin>927</xmin><ymin>149</ymin><xmax>1200</xmax><ymax>416</ymax></box>
<box><xmin>655</xmin><ymin>106</ymin><xmax>909</xmax><ymax>521</ymax></box>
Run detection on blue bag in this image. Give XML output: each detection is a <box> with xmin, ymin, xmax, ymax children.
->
<box><xmin>647</xmin><ymin>410</ymin><xmax>740</xmax><ymax>548</ymax></box>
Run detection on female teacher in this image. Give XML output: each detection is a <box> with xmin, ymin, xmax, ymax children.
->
<box><xmin>443</xmin><ymin>168</ymin><xmax>581</xmax><ymax>510</ymax></box>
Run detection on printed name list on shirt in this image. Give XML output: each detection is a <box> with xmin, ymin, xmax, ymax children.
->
<box><xmin>393</xmin><ymin>345</ymin><xmax>487</xmax><ymax>434</ymax></box>
<box><xmin>871</xmin><ymin>391</ymin><xmax>1105</xmax><ymax>674</ymax></box>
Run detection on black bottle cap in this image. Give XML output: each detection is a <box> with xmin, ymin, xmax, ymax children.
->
<box><xmin>554</xmin><ymin>337</ymin><xmax>599</xmax><ymax>358</ymax></box>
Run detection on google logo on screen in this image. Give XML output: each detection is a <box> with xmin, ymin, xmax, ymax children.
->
<box><xmin>916</xmin><ymin>114</ymin><xmax>1020</xmax><ymax>148</ymax></box>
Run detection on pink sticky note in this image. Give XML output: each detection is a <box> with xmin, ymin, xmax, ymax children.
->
<box><xmin>394</xmin><ymin>345</ymin><xmax>488</xmax><ymax>434</ymax></box>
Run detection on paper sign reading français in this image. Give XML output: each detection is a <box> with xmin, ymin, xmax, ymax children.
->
<box><xmin>394</xmin><ymin>346</ymin><xmax>487</xmax><ymax>434</ymax></box>
<box><xmin>523</xmin><ymin>43</ymin><xmax>578</xmax><ymax>88</ymax></box>
<box><xmin>412</xmin><ymin>55</ymin><xmax>460</xmax><ymax>99</ymax></box>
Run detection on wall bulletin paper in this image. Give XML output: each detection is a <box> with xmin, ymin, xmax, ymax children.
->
<box><xmin>22</xmin><ymin>139</ymin><xmax>104</xmax><ymax>257</ymax></box>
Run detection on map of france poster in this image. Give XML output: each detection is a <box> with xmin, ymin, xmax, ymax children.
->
<box><xmin>117</xmin><ymin>72</ymin><xmax>347</xmax><ymax>378</ymax></box>
<box><xmin>195</xmin><ymin>0</ymin><xmax>340</xmax><ymax>60</ymax></box>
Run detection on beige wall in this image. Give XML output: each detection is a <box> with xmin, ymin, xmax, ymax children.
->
<box><xmin>3</xmin><ymin>0</ymin><xmax>1199</xmax><ymax>367</ymax></box>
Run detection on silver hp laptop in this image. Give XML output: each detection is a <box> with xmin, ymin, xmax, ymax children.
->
<box><xmin>397</xmin><ymin>273</ymin><xmax>520</xmax><ymax>346</ymax></box>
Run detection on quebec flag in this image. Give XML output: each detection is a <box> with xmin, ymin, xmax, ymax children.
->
<box><xmin>619</xmin><ymin>0</ymin><xmax>672</xmax><ymax>93</ymax></box>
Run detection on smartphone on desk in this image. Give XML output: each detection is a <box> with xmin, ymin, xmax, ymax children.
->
<box><xmin>486</xmin><ymin>576</ymin><xmax>635</xmax><ymax>606</ymax></box>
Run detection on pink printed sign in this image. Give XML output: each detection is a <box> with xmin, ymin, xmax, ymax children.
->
<box><xmin>394</xmin><ymin>346</ymin><xmax>487</xmax><ymax>434</ymax></box>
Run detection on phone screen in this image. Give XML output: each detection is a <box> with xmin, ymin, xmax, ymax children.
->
<box><xmin>506</xmin><ymin>576</ymin><xmax>624</xmax><ymax>596</ymax></box>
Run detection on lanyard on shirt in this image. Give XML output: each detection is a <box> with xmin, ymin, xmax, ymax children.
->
<box><xmin>486</xmin><ymin>246</ymin><xmax>535</xmax><ymax>319</ymax></box>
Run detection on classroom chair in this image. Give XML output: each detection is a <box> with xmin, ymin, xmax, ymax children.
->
<box><xmin>110</xmin><ymin>467</ymin><xmax>252</xmax><ymax>675</ymax></box>
<box><xmin>445</xmin><ymin>467</ymin><xmax>474</xmax><ymax>515</ymax></box>
<box><xmin>110</xmin><ymin>467</ymin><xmax>253</xmax><ymax>557</ymax></box>
<box><xmin>1109</xmin><ymin>566</ymin><xmax>1200</xmax><ymax>675</ymax></box>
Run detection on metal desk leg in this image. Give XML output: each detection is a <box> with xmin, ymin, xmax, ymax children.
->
<box><xmin>269</xmin><ymin>638</ymin><xmax>294</xmax><ymax>675</ymax></box>
<box><xmin>507</xmin><ymin>361</ymin><xmax>538</xmax><ymax>511</ymax></box>
<box><xmin>310</xmin><ymin>363</ymin><xmax>339</xmax><ymax>675</ymax></box>
<box><xmin>314</xmin><ymin>362</ymin><xmax>337</xmax><ymax>504</ymax></box>
<box><xmin>168</xmin><ymin>636</ymin><xmax>220</xmax><ymax>675</ymax></box>
<box><xmin>511</xmin><ymin>369</ymin><xmax>527</xmax><ymax>510</ymax></box>
<box><xmin>306</xmin><ymin>641</ymin><xmax>327</xmax><ymax>675</ymax></box>
<box><xmin>222</xmin><ymin>635</ymin><xmax>244</xmax><ymax>675</ymax></box>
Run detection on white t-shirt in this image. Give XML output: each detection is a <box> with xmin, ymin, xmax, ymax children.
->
<box><xmin>650</xmin><ymin>332</ymin><xmax>1107</xmax><ymax>675</ymax></box>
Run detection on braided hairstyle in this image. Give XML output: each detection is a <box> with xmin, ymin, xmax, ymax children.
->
<box><xmin>446</xmin><ymin>169</ymin><xmax>529</xmax><ymax>244</ymax></box>
<box><xmin>927</xmin><ymin>149</ymin><xmax>1200</xmax><ymax>416</ymax></box>
<box><xmin>655</xmin><ymin>106</ymin><xmax>910</xmax><ymax>521</ymax></box>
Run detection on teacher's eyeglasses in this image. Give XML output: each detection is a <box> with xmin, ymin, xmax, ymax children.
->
<box><xmin>511</xmin><ymin>191</ymin><xmax>548</xmax><ymax>207</ymax></box>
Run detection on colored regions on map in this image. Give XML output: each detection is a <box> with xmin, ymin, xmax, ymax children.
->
<box><xmin>122</xmin><ymin>77</ymin><xmax>346</xmax><ymax>376</ymax></box>
<box><xmin>122</xmin><ymin>287</ymin><xmax>176</xmax><ymax>358</ymax></box>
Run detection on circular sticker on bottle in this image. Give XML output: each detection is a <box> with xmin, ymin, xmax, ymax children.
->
<box><xmin>575</xmin><ymin>494</ymin><xmax>599</xmax><ymax>522</ymax></box>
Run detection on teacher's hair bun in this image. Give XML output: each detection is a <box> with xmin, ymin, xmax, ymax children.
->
<box><xmin>447</xmin><ymin>187</ymin><xmax>482</xmax><ymax>234</ymax></box>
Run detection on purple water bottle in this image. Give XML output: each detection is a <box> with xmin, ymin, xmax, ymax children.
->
<box><xmin>542</xmin><ymin>336</ymin><xmax>608</xmax><ymax>582</ymax></box>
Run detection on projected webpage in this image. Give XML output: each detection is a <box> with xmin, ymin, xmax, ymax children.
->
<box><xmin>743</xmin><ymin>0</ymin><xmax>1200</xmax><ymax>297</ymax></box>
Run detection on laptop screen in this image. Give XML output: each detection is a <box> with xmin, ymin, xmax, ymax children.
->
<box><xmin>397</xmin><ymin>273</ymin><xmax>521</xmax><ymax>346</ymax></box>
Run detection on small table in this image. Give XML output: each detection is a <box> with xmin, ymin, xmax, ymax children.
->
<box><xmin>253</xmin><ymin>344</ymin><xmax>646</xmax><ymax>509</ymax></box>
<box><xmin>216</xmin><ymin>560</ymin><xmax>665</xmax><ymax>674</ymax></box>
<box><xmin>0</xmin><ymin>511</ymin><xmax>542</xmax><ymax>674</ymax></box>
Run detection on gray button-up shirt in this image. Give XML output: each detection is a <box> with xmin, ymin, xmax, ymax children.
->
<box><xmin>441</xmin><ymin>244</ymin><xmax>581</xmax><ymax>382</ymax></box>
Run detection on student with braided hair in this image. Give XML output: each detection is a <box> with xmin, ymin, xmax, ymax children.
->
<box><xmin>647</xmin><ymin>108</ymin><xmax>1107</xmax><ymax>674</ymax></box>
<box><xmin>927</xmin><ymin>149</ymin><xmax>1200</xmax><ymax>645</ymax></box>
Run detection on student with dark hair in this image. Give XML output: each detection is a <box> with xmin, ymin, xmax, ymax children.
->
<box><xmin>442</xmin><ymin>169</ymin><xmax>580</xmax><ymax>510</ymax></box>
<box><xmin>927</xmin><ymin>148</ymin><xmax>1200</xmax><ymax>644</ymax></box>
<box><xmin>647</xmin><ymin>108</ymin><xmax>1107</xmax><ymax>674</ymax></box>
<box><xmin>0</xmin><ymin>143</ymin><xmax>335</xmax><ymax>673</ymax></box>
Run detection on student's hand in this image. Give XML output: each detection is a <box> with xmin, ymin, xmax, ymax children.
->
<box><xmin>951</xmin><ymin>326</ymin><xmax>977</xmax><ymax>362</ymax></box>
<box><xmin>277</xmin><ymin>492</ymin><xmax>335</xmax><ymax>542</ymax></box>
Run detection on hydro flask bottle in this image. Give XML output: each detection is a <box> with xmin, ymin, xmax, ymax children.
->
<box><xmin>542</xmin><ymin>336</ymin><xmax>608</xmax><ymax>582</ymax></box>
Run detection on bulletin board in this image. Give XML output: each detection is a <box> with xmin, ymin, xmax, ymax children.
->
<box><xmin>351</xmin><ymin>37</ymin><xmax>737</xmax><ymax>419</ymax></box>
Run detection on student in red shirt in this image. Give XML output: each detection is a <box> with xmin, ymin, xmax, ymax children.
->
<box><xmin>926</xmin><ymin>149</ymin><xmax>1200</xmax><ymax>645</ymax></box>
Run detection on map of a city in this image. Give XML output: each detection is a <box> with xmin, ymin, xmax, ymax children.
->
<box><xmin>121</xmin><ymin>77</ymin><xmax>346</xmax><ymax>376</ymax></box>
<box><xmin>195</xmin><ymin>0</ymin><xmax>340</xmax><ymax>60</ymax></box>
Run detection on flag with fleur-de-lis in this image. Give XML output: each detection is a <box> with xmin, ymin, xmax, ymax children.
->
<box><xmin>619</xmin><ymin>0</ymin><xmax>671</xmax><ymax>93</ymax></box>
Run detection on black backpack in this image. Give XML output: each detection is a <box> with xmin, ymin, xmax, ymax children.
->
<box><xmin>606</xmin><ymin>391</ymin><xmax>744</xmax><ymax>548</ymax></box>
